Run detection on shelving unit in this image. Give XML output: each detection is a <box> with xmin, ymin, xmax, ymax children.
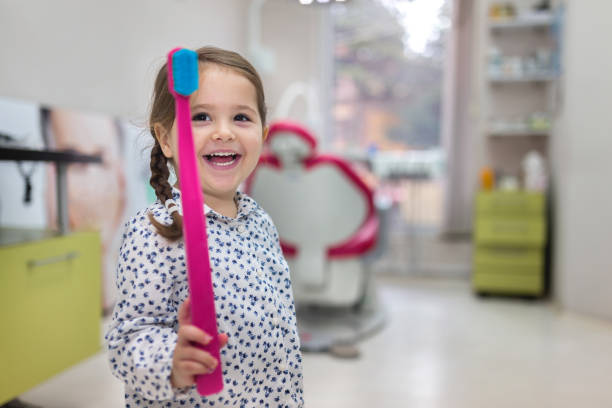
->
<box><xmin>471</xmin><ymin>2</ymin><xmax>561</xmax><ymax>297</ymax></box>
<box><xmin>483</xmin><ymin>5</ymin><xmax>561</xmax><ymax>178</ymax></box>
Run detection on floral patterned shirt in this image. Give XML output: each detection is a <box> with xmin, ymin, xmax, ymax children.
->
<box><xmin>105</xmin><ymin>188</ymin><xmax>304</xmax><ymax>407</ymax></box>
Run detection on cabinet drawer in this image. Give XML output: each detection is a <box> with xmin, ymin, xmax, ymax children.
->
<box><xmin>473</xmin><ymin>261</ymin><xmax>541</xmax><ymax>276</ymax></box>
<box><xmin>474</xmin><ymin>247</ymin><xmax>543</xmax><ymax>268</ymax></box>
<box><xmin>473</xmin><ymin>271</ymin><xmax>543</xmax><ymax>295</ymax></box>
<box><xmin>475</xmin><ymin>217</ymin><xmax>545</xmax><ymax>246</ymax></box>
<box><xmin>0</xmin><ymin>232</ymin><xmax>101</xmax><ymax>404</ymax></box>
<box><xmin>476</xmin><ymin>191</ymin><xmax>545</xmax><ymax>216</ymax></box>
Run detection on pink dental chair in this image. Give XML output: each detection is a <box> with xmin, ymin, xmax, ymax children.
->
<box><xmin>245</xmin><ymin>120</ymin><xmax>386</xmax><ymax>353</ymax></box>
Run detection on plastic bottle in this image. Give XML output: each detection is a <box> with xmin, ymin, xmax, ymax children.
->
<box><xmin>522</xmin><ymin>150</ymin><xmax>547</xmax><ymax>191</ymax></box>
<box><xmin>480</xmin><ymin>166</ymin><xmax>495</xmax><ymax>190</ymax></box>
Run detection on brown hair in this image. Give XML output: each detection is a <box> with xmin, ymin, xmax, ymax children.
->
<box><xmin>148</xmin><ymin>46</ymin><xmax>267</xmax><ymax>240</ymax></box>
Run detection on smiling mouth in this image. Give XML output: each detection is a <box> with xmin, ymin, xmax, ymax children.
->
<box><xmin>204</xmin><ymin>152</ymin><xmax>242</xmax><ymax>167</ymax></box>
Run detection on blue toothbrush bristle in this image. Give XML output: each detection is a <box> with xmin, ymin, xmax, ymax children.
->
<box><xmin>172</xmin><ymin>49</ymin><xmax>199</xmax><ymax>96</ymax></box>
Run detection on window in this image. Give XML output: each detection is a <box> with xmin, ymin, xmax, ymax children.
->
<box><xmin>331</xmin><ymin>0</ymin><xmax>468</xmax><ymax>275</ymax></box>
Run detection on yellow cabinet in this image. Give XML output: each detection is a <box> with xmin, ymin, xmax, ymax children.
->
<box><xmin>472</xmin><ymin>191</ymin><xmax>547</xmax><ymax>296</ymax></box>
<box><xmin>0</xmin><ymin>231</ymin><xmax>102</xmax><ymax>404</ymax></box>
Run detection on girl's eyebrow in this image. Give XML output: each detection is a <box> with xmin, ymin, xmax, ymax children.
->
<box><xmin>191</xmin><ymin>103</ymin><xmax>258</xmax><ymax>115</ymax></box>
<box><xmin>235</xmin><ymin>105</ymin><xmax>258</xmax><ymax>115</ymax></box>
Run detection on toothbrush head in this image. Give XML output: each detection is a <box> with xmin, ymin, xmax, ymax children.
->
<box><xmin>167</xmin><ymin>48</ymin><xmax>199</xmax><ymax>97</ymax></box>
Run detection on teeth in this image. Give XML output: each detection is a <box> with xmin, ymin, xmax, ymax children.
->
<box><xmin>204</xmin><ymin>151</ymin><xmax>239</xmax><ymax>167</ymax></box>
<box><xmin>214</xmin><ymin>159</ymin><xmax>236</xmax><ymax>166</ymax></box>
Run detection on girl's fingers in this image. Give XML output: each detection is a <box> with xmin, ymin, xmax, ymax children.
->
<box><xmin>177</xmin><ymin>324</ymin><xmax>212</xmax><ymax>347</ymax></box>
<box><xmin>177</xmin><ymin>298</ymin><xmax>192</xmax><ymax>326</ymax></box>
<box><xmin>218</xmin><ymin>333</ymin><xmax>229</xmax><ymax>348</ymax></box>
<box><xmin>178</xmin><ymin>326</ymin><xmax>228</xmax><ymax>350</ymax></box>
<box><xmin>175</xmin><ymin>360</ymin><xmax>214</xmax><ymax>376</ymax></box>
<box><xmin>175</xmin><ymin>347</ymin><xmax>219</xmax><ymax>371</ymax></box>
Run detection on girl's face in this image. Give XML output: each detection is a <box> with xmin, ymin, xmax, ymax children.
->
<box><xmin>156</xmin><ymin>64</ymin><xmax>267</xmax><ymax>206</ymax></box>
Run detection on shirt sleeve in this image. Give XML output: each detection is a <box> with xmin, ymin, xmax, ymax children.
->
<box><xmin>104</xmin><ymin>213</ymin><xmax>185</xmax><ymax>401</ymax></box>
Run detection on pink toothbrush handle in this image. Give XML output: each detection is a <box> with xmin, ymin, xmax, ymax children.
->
<box><xmin>175</xmin><ymin>95</ymin><xmax>224</xmax><ymax>395</ymax></box>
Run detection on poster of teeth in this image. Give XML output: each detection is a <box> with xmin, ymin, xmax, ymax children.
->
<box><xmin>0</xmin><ymin>96</ymin><xmax>151</xmax><ymax>312</ymax></box>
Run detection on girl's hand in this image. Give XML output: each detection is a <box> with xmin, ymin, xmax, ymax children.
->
<box><xmin>170</xmin><ymin>298</ymin><xmax>228</xmax><ymax>389</ymax></box>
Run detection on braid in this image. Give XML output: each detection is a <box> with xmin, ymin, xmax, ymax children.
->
<box><xmin>149</xmin><ymin>142</ymin><xmax>172</xmax><ymax>199</ymax></box>
<box><xmin>148</xmin><ymin>139</ymin><xmax>183</xmax><ymax>240</ymax></box>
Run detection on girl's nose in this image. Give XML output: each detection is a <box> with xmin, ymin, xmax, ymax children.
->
<box><xmin>212</xmin><ymin>123</ymin><xmax>236</xmax><ymax>142</ymax></box>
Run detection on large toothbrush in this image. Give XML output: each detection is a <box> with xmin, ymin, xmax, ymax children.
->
<box><xmin>167</xmin><ymin>47</ymin><xmax>223</xmax><ymax>395</ymax></box>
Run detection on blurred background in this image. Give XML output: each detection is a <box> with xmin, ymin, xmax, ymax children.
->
<box><xmin>1</xmin><ymin>0</ymin><xmax>612</xmax><ymax>407</ymax></box>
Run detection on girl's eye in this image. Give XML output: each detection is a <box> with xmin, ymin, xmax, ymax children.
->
<box><xmin>234</xmin><ymin>114</ymin><xmax>251</xmax><ymax>122</ymax></box>
<box><xmin>192</xmin><ymin>112</ymin><xmax>211</xmax><ymax>121</ymax></box>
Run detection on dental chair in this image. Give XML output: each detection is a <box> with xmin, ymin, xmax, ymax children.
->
<box><xmin>245</xmin><ymin>120</ymin><xmax>386</xmax><ymax>354</ymax></box>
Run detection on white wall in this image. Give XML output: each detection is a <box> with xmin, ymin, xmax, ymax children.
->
<box><xmin>552</xmin><ymin>1</ymin><xmax>612</xmax><ymax>321</ymax></box>
<box><xmin>0</xmin><ymin>0</ymin><xmax>329</xmax><ymax>130</ymax></box>
<box><xmin>0</xmin><ymin>0</ymin><xmax>249</xmax><ymax>120</ymax></box>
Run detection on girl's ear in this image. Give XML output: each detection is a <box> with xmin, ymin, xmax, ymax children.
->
<box><xmin>154</xmin><ymin>123</ymin><xmax>173</xmax><ymax>158</ymax></box>
<box><xmin>262</xmin><ymin>126</ymin><xmax>269</xmax><ymax>142</ymax></box>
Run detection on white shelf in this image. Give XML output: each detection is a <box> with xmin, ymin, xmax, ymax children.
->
<box><xmin>488</xmin><ymin>73</ymin><xmax>557</xmax><ymax>83</ymax></box>
<box><xmin>488</xmin><ymin>129</ymin><xmax>550</xmax><ymax>137</ymax></box>
<box><xmin>489</xmin><ymin>13</ymin><xmax>555</xmax><ymax>30</ymax></box>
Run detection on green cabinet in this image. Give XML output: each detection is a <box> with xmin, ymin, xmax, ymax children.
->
<box><xmin>472</xmin><ymin>191</ymin><xmax>547</xmax><ymax>296</ymax></box>
<box><xmin>0</xmin><ymin>231</ymin><xmax>102</xmax><ymax>404</ymax></box>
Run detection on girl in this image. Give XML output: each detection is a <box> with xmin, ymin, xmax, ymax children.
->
<box><xmin>105</xmin><ymin>46</ymin><xmax>304</xmax><ymax>408</ymax></box>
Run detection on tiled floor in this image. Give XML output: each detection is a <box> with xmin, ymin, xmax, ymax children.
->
<box><xmin>15</xmin><ymin>276</ymin><xmax>612</xmax><ymax>408</ymax></box>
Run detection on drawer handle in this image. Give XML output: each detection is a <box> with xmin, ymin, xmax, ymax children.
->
<box><xmin>27</xmin><ymin>251</ymin><xmax>80</xmax><ymax>269</ymax></box>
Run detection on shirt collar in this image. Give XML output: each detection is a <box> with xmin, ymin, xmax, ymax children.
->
<box><xmin>171</xmin><ymin>187</ymin><xmax>212</xmax><ymax>215</ymax></box>
<box><xmin>171</xmin><ymin>187</ymin><xmax>258</xmax><ymax>220</ymax></box>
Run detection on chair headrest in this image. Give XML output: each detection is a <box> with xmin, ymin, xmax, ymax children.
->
<box><xmin>266</xmin><ymin>120</ymin><xmax>317</xmax><ymax>162</ymax></box>
<box><xmin>248</xmin><ymin>120</ymin><xmax>378</xmax><ymax>258</ymax></box>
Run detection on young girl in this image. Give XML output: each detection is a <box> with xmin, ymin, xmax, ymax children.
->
<box><xmin>105</xmin><ymin>46</ymin><xmax>304</xmax><ymax>407</ymax></box>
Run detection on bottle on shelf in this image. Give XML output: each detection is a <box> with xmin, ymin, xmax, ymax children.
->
<box><xmin>521</xmin><ymin>150</ymin><xmax>548</xmax><ymax>192</ymax></box>
<box><xmin>480</xmin><ymin>166</ymin><xmax>495</xmax><ymax>190</ymax></box>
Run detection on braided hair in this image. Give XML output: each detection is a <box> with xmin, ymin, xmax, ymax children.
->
<box><xmin>148</xmin><ymin>141</ymin><xmax>182</xmax><ymax>240</ymax></box>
